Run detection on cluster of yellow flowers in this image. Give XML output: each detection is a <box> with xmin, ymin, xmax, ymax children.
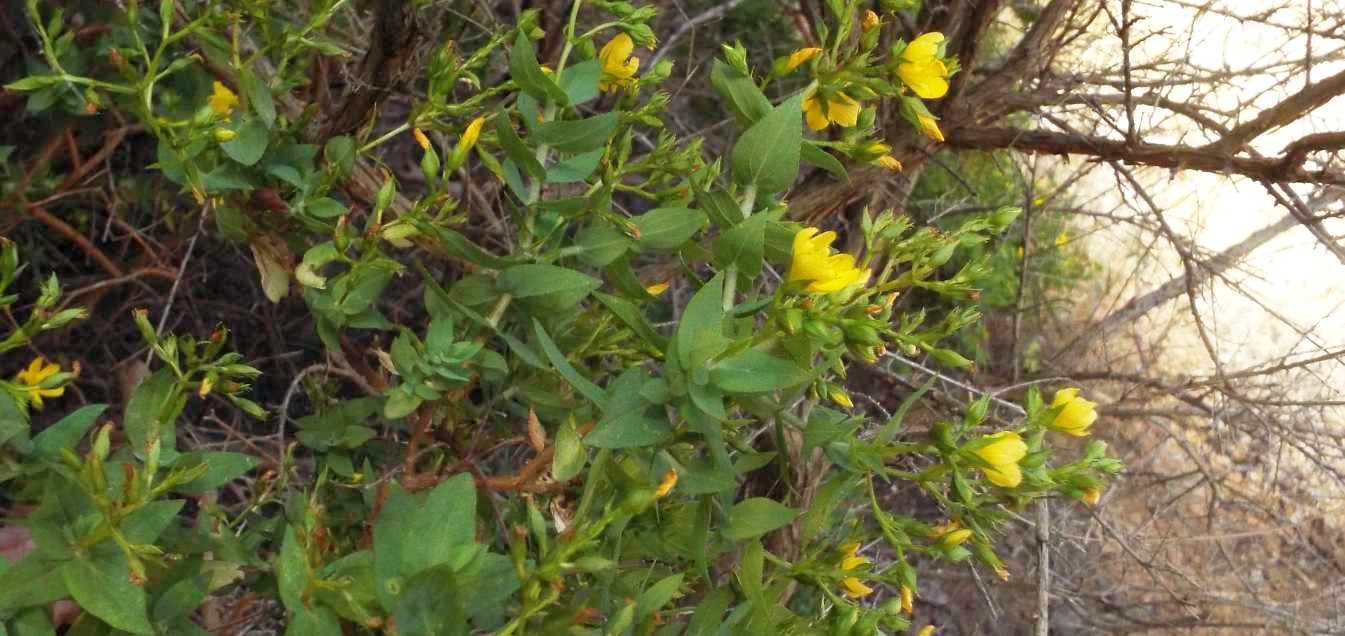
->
<box><xmin>837</xmin><ymin>542</ymin><xmax>874</xmax><ymax>598</ymax></box>
<box><xmin>971</xmin><ymin>388</ymin><xmax>1099</xmax><ymax>489</ymax></box>
<box><xmin>793</xmin><ymin>29</ymin><xmax>950</xmax><ymax>145</ymax></box>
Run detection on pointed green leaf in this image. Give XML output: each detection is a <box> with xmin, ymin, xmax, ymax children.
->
<box><xmin>732</xmin><ymin>94</ymin><xmax>803</xmax><ymax>194</ymax></box>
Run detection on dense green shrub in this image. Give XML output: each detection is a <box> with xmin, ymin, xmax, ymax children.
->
<box><xmin>0</xmin><ymin>1</ymin><xmax>1118</xmax><ymax>633</ymax></box>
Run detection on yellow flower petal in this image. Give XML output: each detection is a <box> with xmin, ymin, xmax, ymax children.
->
<box><xmin>599</xmin><ymin>33</ymin><xmax>640</xmax><ymax>93</ymax></box>
<box><xmin>654</xmin><ymin>469</ymin><xmax>678</xmax><ymax>498</ymax></box>
<box><xmin>15</xmin><ymin>358</ymin><xmax>65</xmax><ymax>411</ymax></box>
<box><xmin>413</xmin><ymin>128</ymin><xmax>431</xmax><ymax>151</ymax></box>
<box><xmin>1050</xmin><ymin>387</ymin><xmax>1098</xmax><ymax>437</ymax></box>
<box><xmin>208</xmin><ymin>81</ymin><xmax>239</xmax><ymax>117</ymax></box>
<box><xmin>841</xmin><ymin>576</ymin><xmax>874</xmax><ymax>598</ymax></box>
<box><xmin>841</xmin><ymin>555</ymin><xmax>870</xmax><ymax>571</ymax></box>
<box><xmin>460</xmin><ymin>116</ymin><xmax>486</xmax><ymax>152</ymax></box>
<box><xmin>901</xmin><ymin>33</ymin><xmax>946</xmax><ymax>64</ymax></box>
<box><xmin>877</xmin><ymin>155</ymin><xmax>903</xmax><ymax>172</ymax></box>
<box><xmin>787</xmin><ymin>227</ymin><xmax>869</xmax><ymax>295</ymax></box>
<box><xmin>900</xmin><ymin>585</ymin><xmax>915</xmax><ymax>615</ymax></box>
<box><xmin>916</xmin><ymin>627</ymin><xmax>936</xmax><ymax>636</ymax></box>
<box><xmin>644</xmin><ymin>282</ymin><xmax>670</xmax><ymax>296</ymax></box>
<box><xmin>1081</xmin><ymin>488</ymin><xmax>1102</xmax><ymax>506</ymax></box>
<box><xmin>828</xmin><ymin>94</ymin><xmax>861</xmax><ymax>127</ymax></box>
<box><xmin>898</xmin><ymin>59</ymin><xmax>950</xmax><ymax>99</ymax></box>
<box><xmin>917</xmin><ymin>114</ymin><xmax>945</xmax><ymax>142</ymax></box>
<box><xmin>803</xmin><ymin>95</ymin><xmax>831</xmax><ymax>131</ymax></box>
<box><xmin>784</xmin><ymin>47</ymin><xmax>822</xmax><ymax>73</ymax></box>
<box><xmin>973</xmin><ymin>431</ymin><xmax>1027</xmax><ymax>488</ymax></box>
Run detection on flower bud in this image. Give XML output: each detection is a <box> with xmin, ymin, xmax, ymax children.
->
<box><xmin>213</xmin><ymin>128</ymin><xmax>236</xmax><ymax>142</ymax></box>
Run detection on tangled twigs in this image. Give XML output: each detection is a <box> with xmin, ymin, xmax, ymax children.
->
<box><xmin>28</xmin><ymin>205</ymin><xmax>124</xmax><ymax>278</ymax></box>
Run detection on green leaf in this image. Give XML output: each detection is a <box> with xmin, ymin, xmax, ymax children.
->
<box><xmin>594</xmin><ymin>292</ymin><xmax>667</xmax><ymax>351</ymax></box>
<box><xmin>4</xmin><ymin>75</ymin><xmax>63</xmax><ymax>92</ymax></box>
<box><xmin>722</xmin><ymin>498</ymin><xmax>798</xmax><ymax>541</ymax></box>
<box><xmin>173</xmin><ymin>452</ymin><xmax>257</xmax><ymax>493</ymax></box>
<box><xmin>0</xmin><ymin>392</ymin><xmax>28</xmax><ymax>451</ymax></box>
<box><xmin>711</xmin><ymin>350</ymin><xmax>808</xmax><ymax>394</ymax></box>
<box><xmin>124</xmin><ymin>368</ymin><xmax>182</xmax><ymax>461</ymax></box>
<box><xmin>324</xmin><ymin>136</ymin><xmax>356</xmax><ymax>177</ymax></box>
<box><xmin>62</xmin><ymin>557</ymin><xmax>154</xmax><ymax>634</ymax></box>
<box><xmin>731</xmin><ymin>93</ymin><xmax>803</xmax><ymax>194</ymax></box>
<box><xmin>409</xmin><ymin>473</ymin><xmax>476</xmax><ymax>569</ymax></box>
<box><xmin>559</xmin><ymin>59</ymin><xmax>601</xmax><ymax>106</ymax></box>
<box><xmin>0</xmin><ymin>557</ymin><xmax>66</xmax><ymax>617</ymax></box>
<box><xmin>241</xmin><ymin>69</ymin><xmax>276</xmax><ymax>128</ymax></box>
<box><xmin>153</xmin><ymin>575</ymin><xmax>209</xmax><ymax>623</ymax></box>
<box><xmin>710</xmin><ymin>60</ymin><xmax>771</xmax><ymax>125</ymax></box>
<box><xmin>687</xmin><ymin>588</ymin><xmax>733</xmax><ymax>636</ymax></box>
<box><xmin>276</xmin><ymin>525</ymin><xmax>307</xmax><ymax>612</ymax></box>
<box><xmin>634</xmin><ymin>574</ymin><xmax>683</xmax><ymax>621</ymax></box>
<box><xmin>393</xmin><ymin>565</ymin><xmax>467</xmax><ymax>636</ymax></box>
<box><xmin>533</xmin><ymin>112</ymin><xmax>619</xmax><ymax>153</ymax></box>
<box><xmin>509</xmin><ymin>32</ymin><xmax>568</xmax><ymax>106</ymax></box>
<box><xmin>574</xmin><ymin>225</ymin><xmax>632</xmax><ymax>268</ymax></box>
<box><xmin>801</xmin><ymin>142</ymin><xmax>848</xmax><ymax>180</ymax></box>
<box><xmin>546</xmin><ymin>148</ymin><xmax>604</xmax><ymax>183</ymax></box>
<box><xmin>586</xmin><ymin>404</ymin><xmax>670</xmax><ymax>449</ymax></box>
<box><xmin>497</xmin><ymin>264</ymin><xmax>600</xmax><ymax>312</ymax></box>
<box><xmin>714</xmin><ymin>213</ymin><xmax>768</xmax><ymax>277</ymax></box>
<box><xmin>220</xmin><ymin>118</ymin><xmax>268</xmax><ymax>166</ymax></box>
<box><xmin>533</xmin><ymin>320</ymin><xmax>607</xmax><ymax>407</ymax></box>
<box><xmin>633</xmin><ymin>207</ymin><xmax>707</xmax><ymax>250</ymax></box>
<box><xmin>306</xmin><ymin>197</ymin><xmax>346</xmax><ymax>219</ymax></box>
<box><xmin>494</xmin><ymin>114</ymin><xmax>546</xmax><ymax>180</ymax></box>
<box><xmin>414</xmin><ymin>222</ymin><xmax>513</xmax><ymax>270</ymax></box>
<box><xmin>552</xmin><ymin>418</ymin><xmax>585</xmax><ymax>481</ymax></box>
<box><xmin>31</xmin><ymin>404</ymin><xmax>105</xmax><ymax>459</ymax></box>
<box><xmin>675</xmin><ymin>273</ymin><xmax>728</xmax><ymax>371</ymax></box>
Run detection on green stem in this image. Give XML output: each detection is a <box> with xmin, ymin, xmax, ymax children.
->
<box><xmin>722</xmin><ymin>184</ymin><xmax>758</xmax><ymax>311</ymax></box>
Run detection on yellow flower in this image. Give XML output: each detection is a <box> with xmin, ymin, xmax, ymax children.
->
<box><xmin>916</xmin><ymin>627</ymin><xmax>936</xmax><ymax>636</ymax></box>
<box><xmin>840</xmin><ymin>576</ymin><xmax>874</xmax><ymax>598</ymax></box>
<box><xmin>916</xmin><ymin>113</ymin><xmax>945</xmax><ymax>142</ymax></box>
<box><xmin>1081</xmin><ymin>488</ymin><xmax>1102</xmax><ymax>507</ymax></box>
<box><xmin>839</xmin><ymin>543</ymin><xmax>870</xmax><ymax>571</ymax></box>
<box><xmin>413</xmin><ymin>128</ymin><xmax>431</xmax><ymax>151</ymax></box>
<box><xmin>877</xmin><ymin>155</ymin><xmax>903</xmax><ymax>172</ymax></box>
<box><xmin>1055</xmin><ymin>231</ymin><xmax>1070</xmax><ymax>247</ymax></box>
<box><xmin>972</xmin><ymin>431</ymin><xmax>1028</xmax><ymax>488</ymax></box>
<box><xmin>654</xmin><ymin>469</ymin><xmax>678</xmax><ymax>498</ymax></box>
<box><xmin>803</xmin><ymin>89</ymin><xmax>861</xmax><ymax>131</ymax></box>
<box><xmin>787</xmin><ymin>227</ymin><xmax>869</xmax><ymax>294</ymax></box>
<box><xmin>1050</xmin><ymin>388</ymin><xmax>1098</xmax><ymax>437</ymax></box>
<box><xmin>783</xmin><ymin>47</ymin><xmax>822</xmax><ymax>73</ymax></box>
<box><xmin>932</xmin><ymin>520</ymin><xmax>972</xmax><ymax>547</ymax></box>
<box><xmin>598</xmin><ymin>33</ymin><xmax>640</xmax><ymax>93</ymax></box>
<box><xmin>897</xmin><ymin>33</ymin><xmax>949</xmax><ymax>99</ymax></box>
<box><xmin>457</xmin><ymin>116</ymin><xmax>486</xmax><ymax>154</ymax></box>
<box><xmin>862</xmin><ymin>10</ymin><xmax>881</xmax><ymax>32</ymax></box>
<box><xmin>208</xmin><ymin>81</ymin><xmax>239</xmax><ymax>117</ymax></box>
<box><xmin>899</xmin><ymin>585</ymin><xmax>915</xmax><ymax>615</ymax></box>
<box><xmin>644</xmin><ymin>282</ymin><xmax>670</xmax><ymax>296</ymax></box>
<box><xmin>15</xmin><ymin>357</ymin><xmax>65</xmax><ymax>410</ymax></box>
